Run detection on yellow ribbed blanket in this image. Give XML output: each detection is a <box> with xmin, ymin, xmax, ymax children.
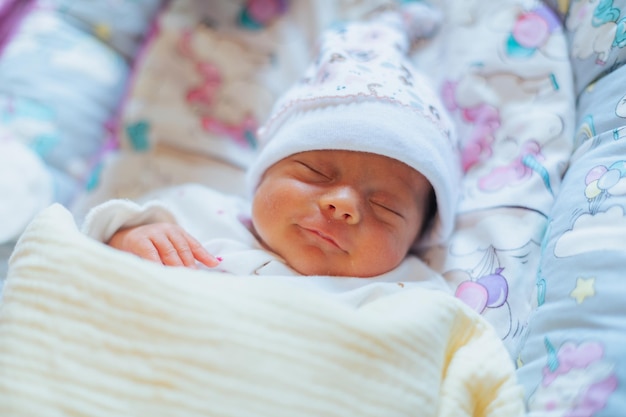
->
<box><xmin>0</xmin><ymin>204</ymin><xmax>524</xmax><ymax>416</ymax></box>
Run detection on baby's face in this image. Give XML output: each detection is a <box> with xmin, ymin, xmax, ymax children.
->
<box><xmin>252</xmin><ymin>150</ymin><xmax>433</xmax><ymax>277</ymax></box>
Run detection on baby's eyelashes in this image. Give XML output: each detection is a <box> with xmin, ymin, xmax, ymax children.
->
<box><xmin>295</xmin><ymin>160</ymin><xmax>332</xmax><ymax>181</ymax></box>
<box><xmin>371</xmin><ymin>200</ymin><xmax>404</xmax><ymax>219</ymax></box>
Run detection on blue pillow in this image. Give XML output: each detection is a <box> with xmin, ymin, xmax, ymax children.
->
<box><xmin>0</xmin><ymin>8</ymin><xmax>129</xmax><ymax>205</ymax></box>
<box><xmin>516</xmin><ymin>30</ymin><xmax>626</xmax><ymax>417</ymax></box>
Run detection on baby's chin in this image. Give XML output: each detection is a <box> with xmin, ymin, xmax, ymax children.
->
<box><xmin>272</xmin><ymin>239</ymin><xmax>408</xmax><ymax>278</ymax></box>
<box><xmin>286</xmin><ymin>257</ymin><xmax>393</xmax><ymax>278</ymax></box>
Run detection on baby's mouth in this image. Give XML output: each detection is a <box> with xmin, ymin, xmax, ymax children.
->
<box><xmin>301</xmin><ymin>227</ymin><xmax>347</xmax><ymax>252</ymax></box>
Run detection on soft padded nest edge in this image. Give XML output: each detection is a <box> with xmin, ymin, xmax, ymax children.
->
<box><xmin>0</xmin><ymin>204</ymin><xmax>523</xmax><ymax>416</ymax></box>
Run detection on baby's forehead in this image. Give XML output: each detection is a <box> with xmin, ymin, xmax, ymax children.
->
<box><xmin>293</xmin><ymin>150</ymin><xmax>427</xmax><ymax>177</ymax></box>
<box><xmin>291</xmin><ymin>149</ymin><xmax>402</xmax><ymax>165</ymax></box>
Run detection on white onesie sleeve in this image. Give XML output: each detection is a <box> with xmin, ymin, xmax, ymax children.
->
<box><xmin>80</xmin><ymin>183</ymin><xmax>255</xmax><ymax>246</ymax></box>
<box><xmin>81</xmin><ymin>198</ymin><xmax>177</xmax><ymax>243</ymax></box>
<box><xmin>80</xmin><ymin>184</ymin><xmax>452</xmax><ymax>306</ymax></box>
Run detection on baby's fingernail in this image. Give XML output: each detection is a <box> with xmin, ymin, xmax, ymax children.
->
<box><xmin>216</xmin><ymin>256</ymin><xmax>223</xmax><ymax>262</ymax></box>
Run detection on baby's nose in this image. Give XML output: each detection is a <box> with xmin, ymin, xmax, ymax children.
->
<box><xmin>320</xmin><ymin>186</ymin><xmax>361</xmax><ymax>224</ymax></box>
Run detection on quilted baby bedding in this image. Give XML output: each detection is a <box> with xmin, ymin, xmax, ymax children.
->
<box><xmin>2</xmin><ymin>0</ymin><xmax>626</xmax><ymax>415</ymax></box>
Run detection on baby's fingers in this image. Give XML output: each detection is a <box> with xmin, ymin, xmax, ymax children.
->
<box><xmin>166</xmin><ymin>230</ymin><xmax>219</xmax><ymax>269</ymax></box>
<box><xmin>108</xmin><ymin>227</ymin><xmax>163</xmax><ymax>264</ymax></box>
<box><xmin>133</xmin><ymin>239</ymin><xmax>164</xmax><ymax>264</ymax></box>
<box><xmin>190</xmin><ymin>241</ymin><xmax>221</xmax><ymax>268</ymax></box>
<box><xmin>152</xmin><ymin>233</ymin><xmax>188</xmax><ymax>267</ymax></box>
<box><xmin>177</xmin><ymin>231</ymin><xmax>220</xmax><ymax>268</ymax></box>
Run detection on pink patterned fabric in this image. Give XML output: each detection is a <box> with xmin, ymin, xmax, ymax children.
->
<box><xmin>0</xmin><ymin>0</ymin><xmax>33</xmax><ymax>54</ymax></box>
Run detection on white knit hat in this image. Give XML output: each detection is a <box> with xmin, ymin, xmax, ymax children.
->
<box><xmin>247</xmin><ymin>7</ymin><xmax>461</xmax><ymax>248</ymax></box>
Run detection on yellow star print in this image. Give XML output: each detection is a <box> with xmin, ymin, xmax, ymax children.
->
<box><xmin>570</xmin><ymin>277</ymin><xmax>595</xmax><ymax>304</ymax></box>
<box><xmin>557</xmin><ymin>0</ymin><xmax>570</xmax><ymax>16</ymax></box>
<box><xmin>93</xmin><ymin>23</ymin><xmax>111</xmax><ymax>41</ymax></box>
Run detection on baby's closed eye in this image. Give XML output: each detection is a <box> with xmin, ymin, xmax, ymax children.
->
<box><xmin>370</xmin><ymin>199</ymin><xmax>404</xmax><ymax>219</ymax></box>
<box><xmin>295</xmin><ymin>160</ymin><xmax>332</xmax><ymax>181</ymax></box>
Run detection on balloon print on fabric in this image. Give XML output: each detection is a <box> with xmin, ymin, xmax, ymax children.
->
<box><xmin>455</xmin><ymin>267</ymin><xmax>509</xmax><ymax>314</ymax></box>
<box><xmin>507</xmin><ymin>4</ymin><xmax>561</xmax><ymax>58</ymax></box>
<box><xmin>238</xmin><ymin>0</ymin><xmax>288</xmax><ymax>30</ymax></box>
<box><xmin>584</xmin><ymin>160</ymin><xmax>626</xmax><ymax>213</ymax></box>
<box><xmin>440</xmin><ymin>207</ymin><xmax>545</xmax><ymax>346</ymax></box>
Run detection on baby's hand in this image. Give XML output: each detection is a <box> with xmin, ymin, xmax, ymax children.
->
<box><xmin>107</xmin><ymin>222</ymin><xmax>220</xmax><ymax>269</ymax></box>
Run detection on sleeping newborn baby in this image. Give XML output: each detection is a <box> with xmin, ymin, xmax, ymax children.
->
<box><xmin>1</xmin><ymin>5</ymin><xmax>526</xmax><ymax>416</ymax></box>
<box><xmin>82</xmin><ymin>6</ymin><xmax>461</xmax><ymax>303</ymax></box>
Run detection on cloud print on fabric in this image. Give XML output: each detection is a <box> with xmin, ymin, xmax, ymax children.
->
<box><xmin>555</xmin><ymin>206</ymin><xmax>626</xmax><ymax>257</ymax></box>
<box><xmin>450</xmin><ymin>208</ymin><xmax>545</xmax><ymax>255</ymax></box>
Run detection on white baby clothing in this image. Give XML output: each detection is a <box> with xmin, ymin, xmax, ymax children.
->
<box><xmin>81</xmin><ymin>183</ymin><xmax>451</xmax><ymax>306</ymax></box>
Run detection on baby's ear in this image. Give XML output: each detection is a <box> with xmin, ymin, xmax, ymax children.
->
<box><xmin>419</xmin><ymin>186</ymin><xmax>438</xmax><ymax>238</ymax></box>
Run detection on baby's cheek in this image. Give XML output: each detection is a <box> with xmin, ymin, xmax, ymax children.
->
<box><xmin>363</xmin><ymin>231</ymin><xmax>407</xmax><ymax>264</ymax></box>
